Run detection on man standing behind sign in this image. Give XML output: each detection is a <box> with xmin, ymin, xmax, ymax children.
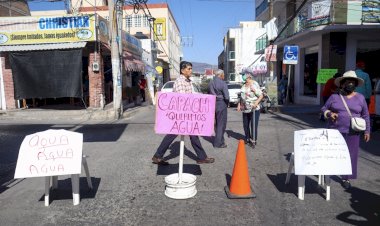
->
<box><xmin>152</xmin><ymin>61</ymin><xmax>215</xmax><ymax>165</ymax></box>
<box><xmin>208</xmin><ymin>69</ymin><xmax>229</xmax><ymax>148</ymax></box>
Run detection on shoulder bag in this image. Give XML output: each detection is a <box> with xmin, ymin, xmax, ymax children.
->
<box><xmin>339</xmin><ymin>94</ymin><xmax>366</xmax><ymax>132</ymax></box>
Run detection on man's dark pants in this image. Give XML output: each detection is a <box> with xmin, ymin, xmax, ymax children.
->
<box><xmin>214</xmin><ymin>100</ymin><xmax>228</xmax><ymax>147</ymax></box>
<box><xmin>154</xmin><ymin>134</ymin><xmax>207</xmax><ymax>160</ymax></box>
<box><xmin>140</xmin><ymin>89</ymin><xmax>145</xmax><ymax>102</ymax></box>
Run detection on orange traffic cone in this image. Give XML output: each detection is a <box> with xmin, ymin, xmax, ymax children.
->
<box><xmin>225</xmin><ymin>139</ymin><xmax>256</xmax><ymax>199</ymax></box>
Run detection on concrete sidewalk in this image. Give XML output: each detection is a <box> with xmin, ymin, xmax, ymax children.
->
<box><xmin>0</xmin><ymin>100</ymin><xmax>149</xmax><ymax>121</ymax></box>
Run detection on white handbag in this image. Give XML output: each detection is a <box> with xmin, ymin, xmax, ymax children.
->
<box><xmin>340</xmin><ymin>95</ymin><xmax>366</xmax><ymax>132</ymax></box>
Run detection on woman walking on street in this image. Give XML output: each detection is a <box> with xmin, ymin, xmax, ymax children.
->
<box><xmin>321</xmin><ymin>70</ymin><xmax>370</xmax><ymax>189</ymax></box>
<box><xmin>237</xmin><ymin>70</ymin><xmax>263</xmax><ymax>147</ymax></box>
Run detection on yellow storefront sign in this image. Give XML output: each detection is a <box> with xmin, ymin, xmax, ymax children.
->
<box><xmin>0</xmin><ymin>15</ymin><xmax>97</xmax><ymax>45</ymax></box>
<box><xmin>153</xmin><ymin>18</ymin><xmax>166</xmax><ymax>41</ymax></box>
<box><xmin>156</xmin><ymin>66</ymin><xmax>163</xmax><ymax>74</ymax></box>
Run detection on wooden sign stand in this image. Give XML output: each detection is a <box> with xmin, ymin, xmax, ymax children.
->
<box><xmin>44</xmin><ymin>155</ymin><xmax>93</xmax><ymax>206</ymax></box>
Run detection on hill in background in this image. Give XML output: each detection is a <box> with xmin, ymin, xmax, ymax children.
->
<box><xmin>192</xmin><ymin>62</ymin><xmax>217</xmax><ymax>74</ymax></box>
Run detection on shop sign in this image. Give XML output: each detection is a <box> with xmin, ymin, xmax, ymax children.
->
<box><xmin>156</xmin><ymin>66</ymin><xmax>163</xmax><ymax>74</ymax></box>
<box><xmin>0</xmin><ymin>15</ymin><xmax>96</xmax><ymax>45</ymax></box>
<box><xmin>265</xmin><ymin>45</ymin><xmax>277</xmax><ymax>62</ymax></box>
<box><xmin>242</xmin><ymin>62</ymin><xmax>267</xmax><ymax>75</ymax></box>
<box><xmin>122</xmin><ymin>31</ymin><xmax>142</xmax><ymax>55</ymax></box>
<box><xmin>97</xmin><ymin>16</ymin><xmax>109</xmax><ymax>44</ymax></box>
<box><xmin>154</xmin><ymin>18</ymin><xmax>166</xmax><ymax>41</ymax></box>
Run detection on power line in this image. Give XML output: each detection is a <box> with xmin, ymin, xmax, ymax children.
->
<box><xmin>197</xmin><ymin>0</ymin><xmax>252</xmax><ymax>2</ymax></box>
<box><xmin>138</xmin><ymin>2</ymin><xmax>180</xmax><ymax>74</ymax></box>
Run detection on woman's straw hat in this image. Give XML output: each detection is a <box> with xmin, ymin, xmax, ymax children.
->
<box><xmin>334</xmin><ymin>70</ymin><xmax>364</xmax><ymax>87</ymax></box>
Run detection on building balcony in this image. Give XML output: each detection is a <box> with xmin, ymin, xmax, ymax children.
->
<box><xmin>274</xmin><ymin>0</ymin><xmax>380</xmax><ymax>42</ymax></box>
<box><xmin>256</xmin><ymin>33</ymin><xmax>268</xmax><ymax>53</ymax></box>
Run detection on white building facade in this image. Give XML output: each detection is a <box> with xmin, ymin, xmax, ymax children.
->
<box><xmin>223</xmin><ymin>21</ymin><xmax>266</xmax><ymax>83</ymax></box>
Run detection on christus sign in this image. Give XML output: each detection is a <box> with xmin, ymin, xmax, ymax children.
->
<box><xmin>155</xmin><ymin>92</ymin><xmax>216</xmax><ymax>136</ymax></box>
<box><xmin>38</xmin><ymin>16</ymin><xmax>90</xmax><ymax>30</ymax></box>
<box><xmin>0</xmin><ymin>14</ymin><xmax>97</xmax><ymax>45</ymax></box>
<box><xmin>14</xmin><ymin>129</ymin><xmax>83</xmax><ymax>178</ymax></box>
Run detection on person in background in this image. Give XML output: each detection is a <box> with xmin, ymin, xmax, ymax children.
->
<box><xmin>152</xmin><ymin>61</ymin><xmax>215</xmax><ymax>165</ymax></box>
<box><xmin>321</xmin><ymin>70</ymin><xmax>370</xmax><ymax>190</ymax></box>
<box><xmin>355</xmin><ymin>61</ymin><xmax>372</xmax><ymax>106</ymax></box>
<box><xmin>320</xmin><ymin>72</ymin><xmax>342</xmax><ymax>120</ymax></box>
<box><xmin>208</xmin><ymin>69</ymin><xmax>229</xmax><ymax>148</ymax></box>
<box><xmin>278</xmin><ymin>74</ymin><xmax>288</xmax><ymax>105</ymax></box>
<box><xmin>138</xmin><ymin>75</ymin><xmax>147</xmax><ymax>102</ymax></box>
<box><xmin>237</xmin><ymin>69</ymin><xmax>264</xmax><ymax>147</ymax></box>
<box><xmin>104</xmin><ymin>72</ymin><xmax>113</xmax><ymax>103</ymax></box>
<box><xmin>83</xmin><ymin>74</ymin><xmax>89</xmax><ymax>106</ymax></box>
<box><xmin>322</xmin><ymin>72</ymin><xmax>342</xmax><ymax>103</ymax></box>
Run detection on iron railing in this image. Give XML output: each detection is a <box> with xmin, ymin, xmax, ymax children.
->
<box><xmin>260</xmin><ymin>0</ymin><xmax>380</xmax><ymax>44</ymax></box>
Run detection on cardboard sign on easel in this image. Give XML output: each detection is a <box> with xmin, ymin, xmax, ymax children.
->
<box><xmin>14</xmin><ymin>129</ymin><xmax>83</xmax><ymax>178</ymax></box>
<box><xmin>294</xmin><ymin>129</ymin><xmax>352</xmax><ymax>175</ymax></box>
<box><xmin>286</xmin><ymin>129</ymin><xmax>352</xmax><ymax>200</ymax></box>
<box><xmin>14</xmin><ymin>129</ymin><xmax>91</xmax><ymax>206</ymax></box>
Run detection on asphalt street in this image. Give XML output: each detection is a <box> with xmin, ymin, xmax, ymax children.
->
<box><xmin>0</xmin><ymin>105</ymin><xmax>379</xmax><ymax>225</ymax></box>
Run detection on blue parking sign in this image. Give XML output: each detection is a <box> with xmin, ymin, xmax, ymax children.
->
<box><xmin>283</xmin><ymin>45</ymin><xmax>299</xmax><ymax>65</ymax></box>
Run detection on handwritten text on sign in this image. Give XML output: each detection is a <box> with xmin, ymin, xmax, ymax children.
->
<box><xmin>294</xmin><ymin>129</ymin><xmax>352</xmax><ymax>175</ymax></box>
<box><xmin>155</xmin><ymin>92</ymin><xmax>216</xmax><ymax>136</ymax></box>
<box><xmin>316</xmin><ymin>68</ymin><xmax>338</xmax><ymax>84</ymax></box>
<box><xmin>14</xmin><ymin>129</ymin><xmax>83</xmax><ymax>178</ymax></box>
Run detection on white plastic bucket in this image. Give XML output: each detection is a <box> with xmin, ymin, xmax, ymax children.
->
<box><xmin>164</xmin><ymin>173</ymin><xmax>197</xmax><ymax>199</ymax></box>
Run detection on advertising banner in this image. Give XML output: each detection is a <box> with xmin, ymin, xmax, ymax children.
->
<box><xmin>154</xmin><ymin>18</ymin><xmax>166</xmax><ymax>41</ymax></box>
<box><xmin>265</xmin><ymin>45</ymin><xmax>277</xmax><ymax>62</ymax></box>
<box><xmin>0</xmin><ymin>15</ymin><xmax>96</xmax><ymax>45</ymax></box>
<box><xmin>362</xmin><ymin>0</ymin><xmax>380</xmax><ymax>23</ymax></box>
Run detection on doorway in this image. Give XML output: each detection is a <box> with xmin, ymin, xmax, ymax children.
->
<box><xmin>303</xmin><ymin>52</ymin><xmax>318</xmax><ymax>96</ymax></box>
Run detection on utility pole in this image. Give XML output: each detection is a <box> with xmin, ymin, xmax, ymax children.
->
<box><xmin>268</xmin><ymin>0</ymin><xmax>274</xmax><ymax>80</ymax></box>
<box><xmin>109</xmin><ymin>0</ymin><xmax>123</xmax><ymax>118</ymax></box>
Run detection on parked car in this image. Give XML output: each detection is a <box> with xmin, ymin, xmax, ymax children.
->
<box><xmin>227</xmin><ymin>83</ymin><xmax>242</xmax><ymax>107</ymax></box>
<box><xmin>160</xmin><ymin>81</ymin><xmax>201</xmax><ymax>93</ymax></box>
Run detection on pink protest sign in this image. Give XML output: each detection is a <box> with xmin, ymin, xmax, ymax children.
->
<box><xmin>155</xmin><ymin>92</ymin><xmax>216</xmax><ymax>136</ymax></box>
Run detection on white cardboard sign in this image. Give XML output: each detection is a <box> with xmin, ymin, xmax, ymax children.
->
<box><xmin>294</xmin><ymin>129</ymin><xmax>352</xmax><ymax>175</ymax></box>
<box><xmin>14</xmin><ymin>129</ymin><xmax>83</xmax><ymax>178</ymax></box>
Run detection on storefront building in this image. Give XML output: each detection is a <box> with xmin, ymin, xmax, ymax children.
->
<box><xmin>256</xmin><ymin>0</ymin><xmax>380</xmax><ymax>105</ymax></box>
<box><xmin>0</xmin><ymin>14</ymin><xmax>113</xmax><ymax>110</ymax></box>
<box><xmin>0</xmin><ymin>13</ymin><xmax>146</xmax><ymax>111</ymax></box>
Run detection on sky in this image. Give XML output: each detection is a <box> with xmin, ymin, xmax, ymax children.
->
<box><xmin>28</xmin><ymin>0</ymin><xmax>256</xmax><ymax>65</ymax></box>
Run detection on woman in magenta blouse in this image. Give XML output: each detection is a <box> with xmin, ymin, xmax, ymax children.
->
<box><xmin>321</xmin><ymin>70</ymin><xmax>370</xmax><ymax>189</ymax></box>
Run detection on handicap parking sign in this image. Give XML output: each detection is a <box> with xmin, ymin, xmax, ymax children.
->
<box><xmin>283</xmin><ymin>45</ymin><xmax>299</xmax><ymax>65</ymax></box>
